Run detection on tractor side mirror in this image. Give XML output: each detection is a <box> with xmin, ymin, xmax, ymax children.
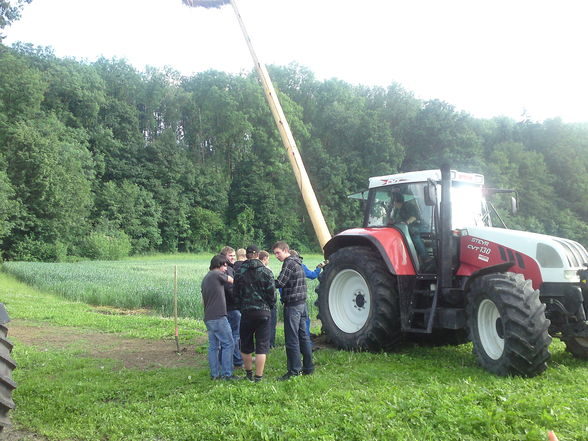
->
<box><xmin>424</xmin><ymin>181</ymin><xmax>437</xmax><ymax>206</ymax></box>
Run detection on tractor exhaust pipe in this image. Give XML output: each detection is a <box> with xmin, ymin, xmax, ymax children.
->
<box><xmin>439</xmin><ymin>164</ymin><xmax>453</xmax><ymax>293</ymax></box>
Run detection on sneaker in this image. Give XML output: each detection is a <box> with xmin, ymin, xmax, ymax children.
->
<box><xmin>211</xmin><ymin>376</ymin><xmax>220</xmax><ymax>381</ymax></box>
<box><xmin>302</xmin><ymin>370</ymin><xmax>314</xmax><ymax>376</ymax></box>
<box><xmin>244</xmin><ymin>370</ymin><xmax>254</xmax><ymax>381</ymax></box>
<box><xmin>222</xmin><ymin>375</ymin><xmax>239</xmax><ymax>381</ymax></box>
<box><xmin>253</xmin><ymin>375</ymin><xmax>263</xmax><ymax>383</ymax></box>
<box><xmin>277</xmin><ymin>372</ymin><xmax>299</xmax><ymax>381</ymax></box>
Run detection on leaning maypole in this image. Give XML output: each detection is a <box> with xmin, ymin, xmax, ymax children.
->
<box><xmin>182</xmin><ymin>0</ymin><xmax>332</xmax><ymax>248</ymax></box>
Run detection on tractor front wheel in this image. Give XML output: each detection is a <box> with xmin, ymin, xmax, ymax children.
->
<box><xmin>467</xmin><ymin>272</ymin><xmax>551</xmax><ymax>377</ymax></box>
<box><xmin>317</xmin><ymin>246</ymin><xmax>402</xmax><ymax>351</ymax></box>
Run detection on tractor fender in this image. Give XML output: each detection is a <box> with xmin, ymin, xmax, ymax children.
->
<box><xmin>462</xmin><ymin>262</ymin><xmax>515</xmax><ymax>293</ymax></box>
<box><xmin>323</xmin><ymin>228</ymin><xmax>417</xmax><ymax>276</ymax></box>
<box><xmin>457</xmin><ymin>234</ymin><xmax>544</xmax><ymax>289</ymax></box>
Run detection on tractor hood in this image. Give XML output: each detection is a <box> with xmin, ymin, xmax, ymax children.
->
<box><xmin>461</xmin><ymin>226</ymin><xmax>588</xmax><ymax>283</ymax></box>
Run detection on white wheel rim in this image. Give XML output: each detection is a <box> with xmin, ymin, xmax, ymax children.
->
<box><xmin>477</xmin><ymin>299</ymin><xmax>504</xmax><ymax>360</ymax></box>
<box><xmin>329</xmin><ymin>269</ymin><xmax>370</xmax><ymax>333</ymax></box>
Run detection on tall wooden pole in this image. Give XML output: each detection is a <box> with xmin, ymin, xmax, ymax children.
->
<box><xmin>228</xmin><ymin>0</ymin><xmax>332</xmax><ymax>248</ymax></box>
<box><xmin>173</xmin><ymin>265</ymin><xmax>180</xmax><ymax>352</ymax></box>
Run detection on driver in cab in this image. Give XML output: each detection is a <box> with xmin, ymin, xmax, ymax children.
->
<box><xmin>390</xmin><ymin>192</ymin><xmax>428</xmax><ymax>264</ymax></box>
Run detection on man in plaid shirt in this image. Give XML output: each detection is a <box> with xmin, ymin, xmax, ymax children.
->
<box><xmin>273</xmin><ymin>241</ymin><xmax>314</xmax><ymax>380</ymax></box>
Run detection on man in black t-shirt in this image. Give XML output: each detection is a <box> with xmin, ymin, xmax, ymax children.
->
<box><xmin>201</xmin><ymin>254</ymin><xmax>236</xmax><ymax>380</ymax></box>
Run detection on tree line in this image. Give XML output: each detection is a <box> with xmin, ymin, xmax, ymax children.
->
<box><xmin>0</xmin><ymin>43</ymin><xmax>587</xmax><ymax>261</ymax></box>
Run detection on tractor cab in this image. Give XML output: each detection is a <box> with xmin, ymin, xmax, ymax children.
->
<box><xmin>363</xmin><ymin>169</ymin><xmax>489</xmax><ymax>272</ymax></box>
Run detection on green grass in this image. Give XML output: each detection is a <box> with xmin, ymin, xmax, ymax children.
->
<box><xmin>10</xmin><ymin>324</ymin><xmax>588</xmax><ymax>441</ymax></box>
<box><xmin>2</xmin><ymin>253</ymin><xmax>324</xmax><ymax>321</ymax></box>
<box><xmin>3</xmin><ymin>257</ymin><xmax>588</xmax><ymax>440</ymax></box>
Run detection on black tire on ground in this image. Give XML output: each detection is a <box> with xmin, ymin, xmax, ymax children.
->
<box><xmin>562</xmin><ymin>337</ymin><xmax>588</xmax><ymax>359</ymax></box>
<box><xmin>466</xmin><ymin>272</ymin><xmax>551</xmax><ymax>377</ymax></box>
<box><xmin>317</xmin><ymin>246</ymin><xmax>402</xmax><ymax>351</ymax></box>
<box><xmin>0</xmin><ymin>323</ymin><xmax>16</xmax><ymax>433</ymax></box>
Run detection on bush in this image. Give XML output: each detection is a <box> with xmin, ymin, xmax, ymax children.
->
<box><xmin>9</xmin><ymin>237</ymin><xmax>68</xmax><ymax>262</ymax></box>
<box><xmin>79</xmin><ymin>231</ymin><xmax>131</xmax><ymax>260</ymax></box>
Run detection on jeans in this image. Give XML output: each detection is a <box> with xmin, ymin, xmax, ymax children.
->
<box><xmin>205</xmin><ymin>317</ymin><xmax>234</xmax><ymax>378</ymax></box>
<box><xmin>283</xmin><ymin>303</ymin><xmax>314</xmax><ymax>375</ymax></box>
<box><xmin>269</xmin><ymin>305</ymin><xmax>277</xmax><ymax>348</ymax></box>
<box><xmin>409</xmin><ymin>222</ymin><xmax>428</xmax><ymax>261</ymax></box>
<box><xmin>226</xmin><ymin>310</ymin><xmax>243</xmax><ymax>366</ymax></box>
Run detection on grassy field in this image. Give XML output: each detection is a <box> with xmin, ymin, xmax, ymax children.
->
<box><xmin>1</xmin><ymin>257</ymin><xmax>588</xmax><ymax>440</ymax></box>
<box><xmin>2</xmin><ymin>253</ymin><xmax>323</xmax><ymax>320</ymax></box>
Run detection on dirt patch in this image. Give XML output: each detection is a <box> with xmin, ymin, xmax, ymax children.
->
<box><xmin>8</xmin><ymin>319</ymin><xmax>208</xmax><ymax>370</ymax></box>
<box><xmin>2</xmin><ymin>426</ymin><xmax>50</xmax><ymax>441</ymax></box>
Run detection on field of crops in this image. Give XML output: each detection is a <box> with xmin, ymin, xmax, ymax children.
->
<box><xmin>2</xmin><ymin>253</ymin><xmax>323</xmax><ymax>320</ymax></box>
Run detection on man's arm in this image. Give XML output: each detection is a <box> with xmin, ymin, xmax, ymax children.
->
<box><xmin>275</xmin><ymin>262</ymin><xmax>293</xmax><ymax>288</ymax></box>
<box><xmin>303</xmin><ymin>264</ymin><xmax>321</xmax><ymax>280</ymax></box>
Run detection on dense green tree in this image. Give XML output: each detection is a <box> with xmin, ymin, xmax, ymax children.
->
<box><xmin>2</xmin><ymin>115</ymin><xmax>94</xmax><ymax>257</ymax></box>
<box><xmin>94</xmin><ymin>180</ymin><xmax>162</xmax><ymax>253</ymax></box>
<box><xmin>0</xmin><ymin>157</ymin><xmax>17</xmax><ymax>251</ymax></box>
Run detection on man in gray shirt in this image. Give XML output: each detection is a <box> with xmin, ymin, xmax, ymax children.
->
<box><xmin>201</xmin><ymin>254</ymin><xmax>236</xmax><ymax>380</ymax></box>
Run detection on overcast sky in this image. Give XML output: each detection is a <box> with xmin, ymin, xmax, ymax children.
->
<box><xmin>4</xmin><ymin>0</ymin><xmax>587</xmax><ymax>123</ymax></box>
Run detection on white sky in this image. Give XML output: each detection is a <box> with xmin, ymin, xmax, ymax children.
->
<box><xmin>4</xmin><ymin>0</ymin><xmax>588</xmax><ymax>123</ymax></box>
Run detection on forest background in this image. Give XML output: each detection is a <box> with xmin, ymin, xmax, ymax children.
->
<box><xmin>1</xmin><ymin>39</ymin><xmax>588</xmax><ymax>261</ymax></box>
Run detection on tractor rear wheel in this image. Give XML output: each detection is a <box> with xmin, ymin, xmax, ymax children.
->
<box><xmin>317</xmin><ymin>246</ymin><xmax>401</xmax><ymax>351</ymax></box>
<box><xmin>466</xmin><ymin>272</ymin><xmax>551</xmax><ymax>377</ymax></box>
<box><xmin>563</xmin><ymin>337</ymin><xmax>588</xmax><ymax>359</ymax></box>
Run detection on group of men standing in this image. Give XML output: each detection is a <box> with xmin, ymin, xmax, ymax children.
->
<box><xmin>200</xmin><ymin>241</ymin><xmax>314</xmax><ymax>382</ymax></box>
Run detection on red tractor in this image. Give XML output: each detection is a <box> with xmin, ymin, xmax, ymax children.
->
<box><xmin>317</xmin><ymin>165</ymin><xmax>588</xmax><ymax>377</ymax></box>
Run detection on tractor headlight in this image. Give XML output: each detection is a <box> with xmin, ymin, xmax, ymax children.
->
<box><xmin>536</xmin><ymin>243</ymin><xmax>563</xmax><ymax>268</ymax></box>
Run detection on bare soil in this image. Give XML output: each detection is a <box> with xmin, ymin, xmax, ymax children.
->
<box><xmin>8</xmin><ymin>319</ymin><xmax>208</xmax><ymax>370</ymax></box>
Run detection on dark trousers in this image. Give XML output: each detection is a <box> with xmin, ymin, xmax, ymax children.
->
<box><xmin>283</xmin><ymin>303</ymin><xmax>314</xmax><ymax>375</ymax></box>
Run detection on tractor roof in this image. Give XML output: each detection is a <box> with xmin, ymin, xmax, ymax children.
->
<box><xmin>368</xmin><ymin>169</ymin><xmax>484</xmax><ymax>189</ymax></box>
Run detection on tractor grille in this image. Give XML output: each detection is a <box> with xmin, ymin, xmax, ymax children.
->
<box><xmin>554</xmin><ymin>239</ymin><xmax>588</xmax><ymax>268</ymax></box>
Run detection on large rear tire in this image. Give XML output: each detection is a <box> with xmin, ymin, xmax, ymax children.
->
<box><xmin>563</xmin><ymin>337</ymin><xmax>588</xmax><ymax>359</ymax></box>
<box><xmin>0</xmin><ymin>322</ymin><xmax>16</xmax><ymax>433</ymax></box>
<box><xmin>467</xmin><ymin>272</ymin><xmax>551</xmax><ymax>377</ymax></box>
<box><xmin>317</xmin><ymin>246</ymin><xmax>402</xmax><ymax>351</ymax></box>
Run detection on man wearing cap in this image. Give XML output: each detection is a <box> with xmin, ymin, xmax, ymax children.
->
<box><xmin>234</xmin><ymin>245</ymin><xmax>276</xmax><ymax>382</ymax></box>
